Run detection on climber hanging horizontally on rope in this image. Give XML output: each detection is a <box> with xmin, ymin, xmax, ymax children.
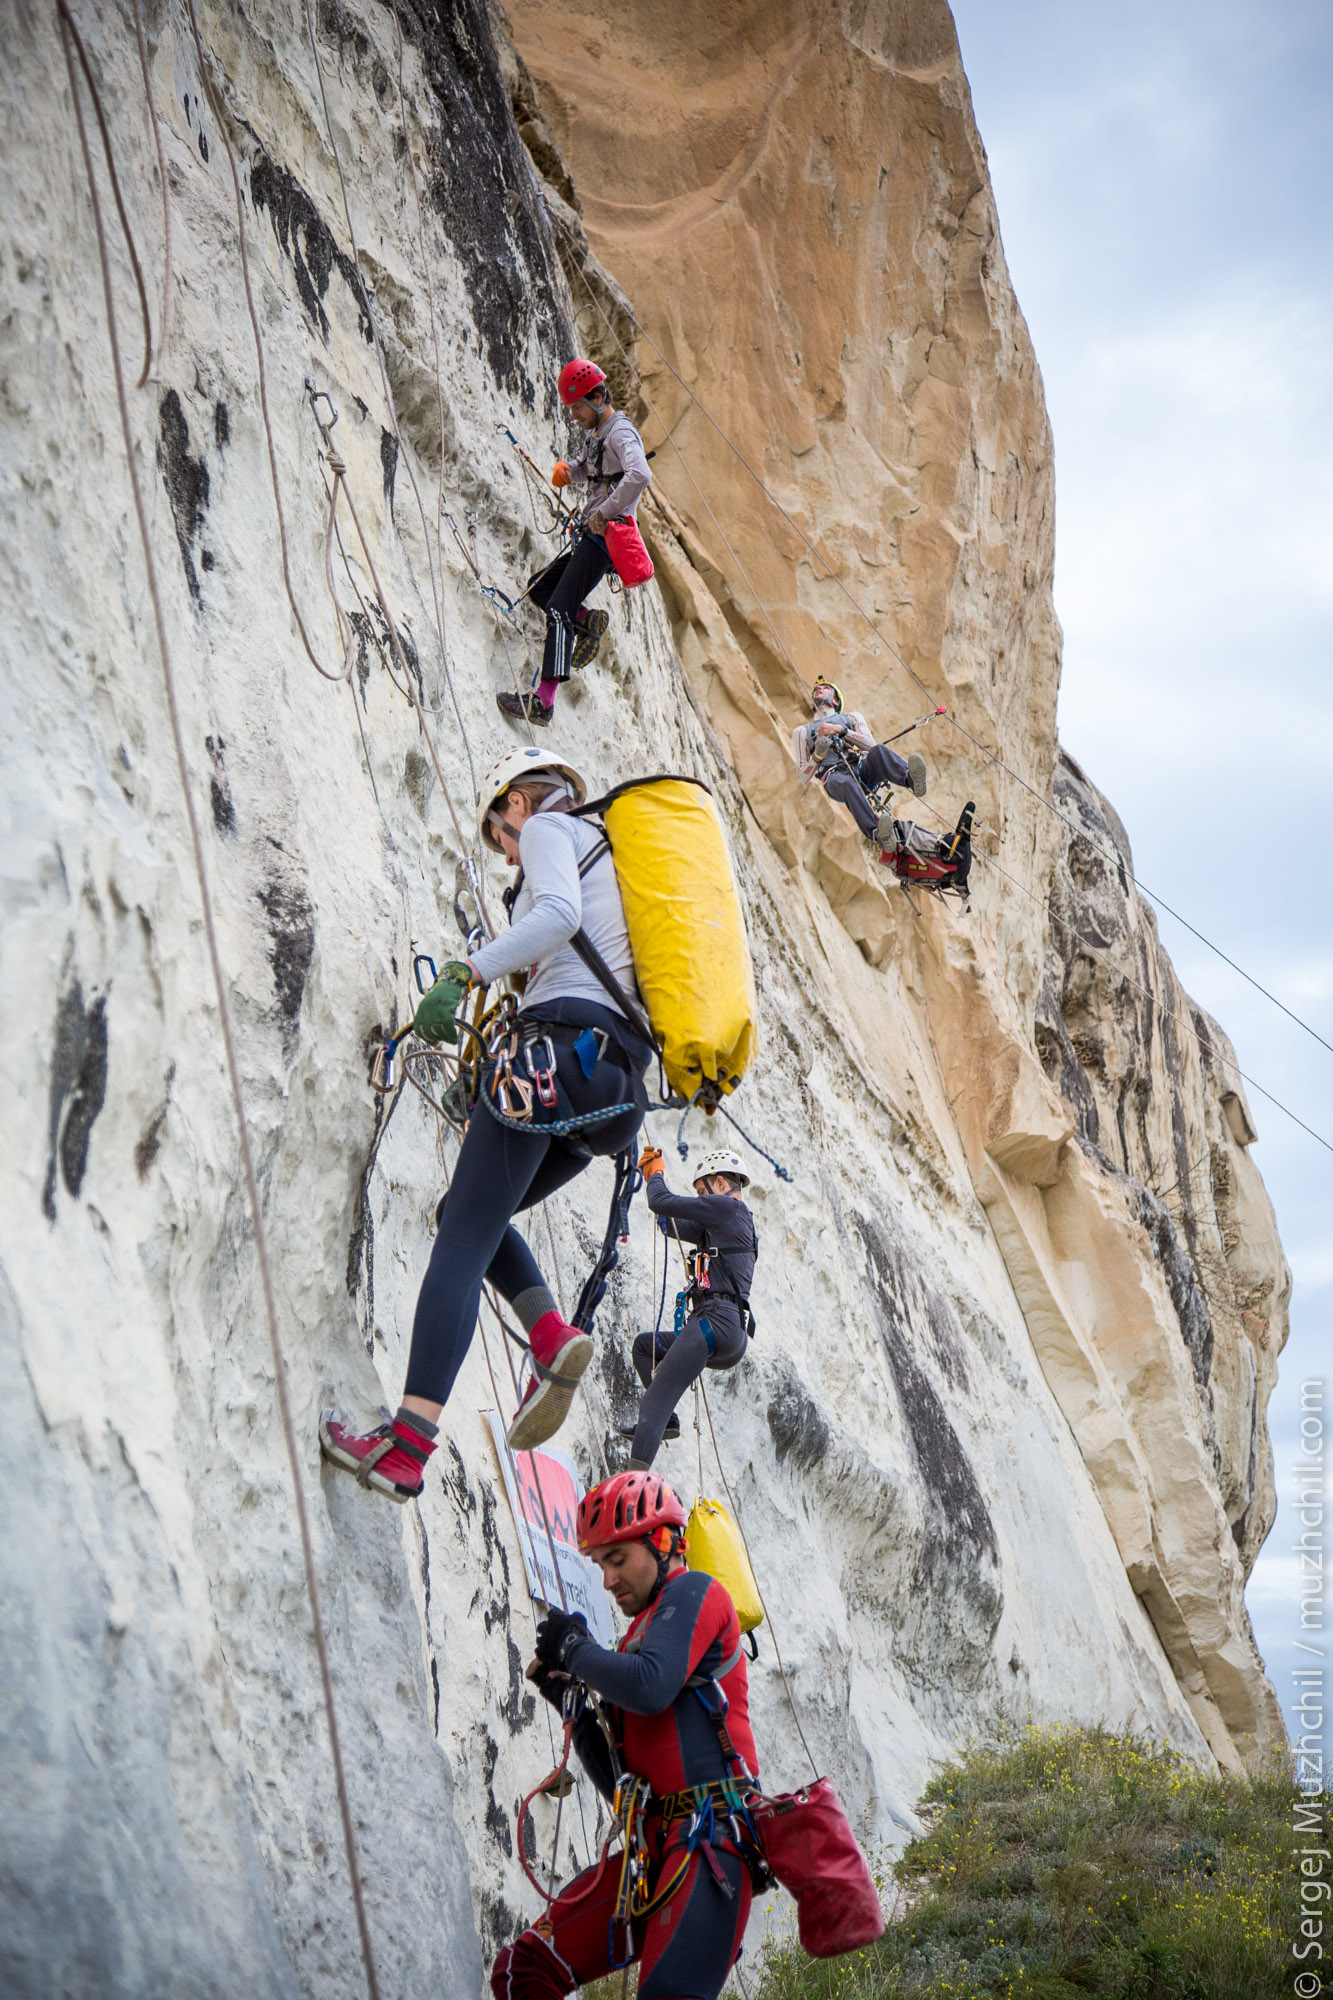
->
<box><xmin>493</xmin><ymin>1471</ymin><xmax>762</xmax><ymax>2000</ymax></box>
<box><xmin>320</xmin><ymin>751</ymin><xmax>652</xmax><ymax>1500</ymax></box>
<box><xmin>620</xmin><ymin>1147</ymin><xmax>757</xmax><ymax>1467</ymax></box>
<box><xmin>497</xmin><ymin>359</ymin><xmax>652</xmax><ymax>728</ymax></box>
<box><xmin>793</xmin><ymin>678</ymin><xmax>927</xmax><ymax>844</ymax></box>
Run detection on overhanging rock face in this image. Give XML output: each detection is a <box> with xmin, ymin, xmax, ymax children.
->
<box><xmin>0</xmin><ymin>2</ymin><xmax>1286</xmax><ymax>1993</ymax></box>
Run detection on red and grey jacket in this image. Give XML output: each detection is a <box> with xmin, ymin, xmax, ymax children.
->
<box><xmin>555</xmin><ymin>1569</ymin><xmax>758</xmax><ymax>1800</ymax></box>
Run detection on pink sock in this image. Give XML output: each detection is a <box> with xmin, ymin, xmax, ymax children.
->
<box><xmin>537</xmin><ymin>679</ymin><xmax>558</xmax><ymax>707</ymax></box>
<box><xmin>528</xmin><ymin>1309</ymin><xmax>576</xmax><ymax>1366</ymax></box>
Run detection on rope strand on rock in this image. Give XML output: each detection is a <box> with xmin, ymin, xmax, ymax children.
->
<box><xmin>129</xmin><ymin>0</ymin><xmax>171</xmax><ymax>381</ymax></box>
<box><xmin>556</xmin><ymin>223</ymin><xmax>1333</xmax><ymax>1071</ymax></box>
<box><xmin>56</xmin><ymin>13</ymin><xmax>381</xmax><ymax>1993</ymax></box>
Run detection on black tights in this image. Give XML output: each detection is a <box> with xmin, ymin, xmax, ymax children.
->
<box><xmin>403</xmin><ymin>1029</ymin><xmax>642</xmax><ymax>1407</ymax></box>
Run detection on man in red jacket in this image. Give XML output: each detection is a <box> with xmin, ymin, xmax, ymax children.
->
<box><xmin>491</xmin><ymin>1471</ymin><xmax>761</xmax><ymax>1999</ymax></box>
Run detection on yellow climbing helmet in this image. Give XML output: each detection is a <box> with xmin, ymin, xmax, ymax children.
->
<box><xmin>811</xmin><ymin>679</ymin><xmax>843</xmax><ymax>712</ymax></box>
<box><xmin>477</xmin><ymin>748</ymin><xmax>587</xmax><ymax>851</ymax></box>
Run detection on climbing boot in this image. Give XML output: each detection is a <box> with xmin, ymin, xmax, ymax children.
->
<box><xmin>618</xmin><ymin>1414</ymin><xmax>682</xmax><ymax>1444</ymax></box>
<box><xmin>874</xmin><ymin>810</ymin><xmax>899</xmax><ymax>848</ymax></box>
<box><xmin>319</xmin><ymin>1409</ymin><xmax>436</xmax><ymax>1502</ymax></box>
<box><xmin>496</xmin><ymin>689</ymin><xmax>552</xmax><ymax>727</ymax></box>
<box><xmin>507</xmin><ymin>1311</ymin><xmax>594</xmax><ymax>1451</ymax></box>
<box><xmin>570</xmin><ymin>608</ymin><xmax>609</xmax><ymax>672</ymax></box>
<box><xmin>907</xmin><ymin>752</ymin><xmax>927</xmax><ymax>797</ymax></box>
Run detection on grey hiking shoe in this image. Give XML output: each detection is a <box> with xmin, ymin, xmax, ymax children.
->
<box><xmin>496</xmin><ymin>689</ymin><xmax>552</xmax><ymax>727</ymax></box>
<box><xmin>571</xmin><ymin>608</ymin><xmax>609</xmax><ymax>673</ymax></box>
<box><xmin>875</xmin><ymin>810</ymin><xmax>898</xmax><ymax>847</ymax></box>
<box><xmin>907</xmin><ymin>752</ymin><xmax>927</xmax><ymax>797</ymax></box>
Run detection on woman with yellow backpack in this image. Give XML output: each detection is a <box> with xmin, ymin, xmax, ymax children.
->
<box><xmin>320</xmin><ymin>750</ymin><xmax>653</xmax><ymax>1501</ymax></box>
<box><xmin>320</xmin><ymin>750</ymin><xmax>759</xmax><ymax>1505</ymax></box>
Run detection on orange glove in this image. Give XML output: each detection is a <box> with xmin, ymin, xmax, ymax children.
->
<box><xmin>639</xmin><ymin>1144</ymin><xmax>665</xmax><ymax>1179</ymax></box>
<box><xmin>551</xmin><ymin>460</ymin><xmax>571</xmax><ymax>489</ymax></box>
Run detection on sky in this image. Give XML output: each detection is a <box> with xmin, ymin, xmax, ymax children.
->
<box><xmin>946</xmin><ymin>0</ymin><xmax>1332</xmax><ymax>1744</ymax></box>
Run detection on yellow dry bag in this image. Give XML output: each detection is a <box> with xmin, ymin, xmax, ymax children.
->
<box><xmin>686</xmin><ymin>1497</ymin><xmax>764</xmax><ymax>1634</ymax></box>
<box><xmin>579</xmin><ymin>776</ymin><xmax>757</xmax><ymax>1101</ymax></box>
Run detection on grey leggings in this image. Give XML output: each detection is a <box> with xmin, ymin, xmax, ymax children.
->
<box><xmin>822</xmin><ymin>742</ymin><xmax>912</xmax><ymax>836</ymax></box>
<box><xmin>628</xmin><ymin>1306</ymin><xmax>748</xmax><ymax>1466</ymax></box>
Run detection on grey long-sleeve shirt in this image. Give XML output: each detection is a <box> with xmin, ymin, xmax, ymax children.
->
<box><xmin>567</xmin><ymin>411</ymin><xmax>651</xmax><ymax>521</ymax></box>
<box><xmin>469</xmin><ymin>811</ymin><xmax>643</xmax><ymax>1022</ymax></box>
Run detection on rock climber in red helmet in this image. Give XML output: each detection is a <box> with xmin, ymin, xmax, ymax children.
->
<box><xmin>490</xmin><ymin>1470</ymin><xmax>763</xmax><ymax>2000</ymax></box>
<box><xmin>497</xmin><ymin>359</ymin><xmax>652</xmax><ymax>729</ymax></box>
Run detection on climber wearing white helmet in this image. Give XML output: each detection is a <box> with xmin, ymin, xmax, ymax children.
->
<box><xmin>497</xmin><ymin>357</ymin><xmax>652</xmax><ymax>730</ymax></box>
<box><xmin>622</xmin><ymin>1144</ymin><xmax>758</xmax><ymax>1468</ymax></box>
<box><xmin>793</xmin><ymin>678</ymin><xmax>927</xmax><ymax>845</ymax></box>
<box><xmin>320</xmin><ymin>749</ymin><xmax>652</xmax><ymax>1502</ymax></box>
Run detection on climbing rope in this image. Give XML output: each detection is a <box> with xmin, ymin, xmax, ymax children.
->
<box><xmin>675</xmin><ymin>1095</ymin><xmax>792</xmax><ymax>1183</ymax></box>
<box><xmin>305</xmin><ymin>0</ymin><xmax>480</xmax><ymax>800</ymax></box>
<box><xmin>556</xmin><ymin>226</ymin><xmax>1333</xmax><ymax>1071</ymax></box>
<box><xmin>697</xmin><ymin>1381</ymin><xmax>821</xmax><ymax>1783</ymax></box>
<box><xmin>184</xmin><ymin>0</ymin><xmax>334</xmax><ymax>681</ymax></box>
<box><xmin>56</xmin><ymin>10</ymin><xmax>381</xmax><ymax>1992</ymax></box>
<box><xmin>304</xmin><ymin>387</ymin><xmax>496</xmax><ymax>935</ymax></box>
<box><xmin>129</xmin><ymin>0</ymin><xmax>170</xmax><ymax>382</ymax></box>
<box><xmin>61</xmin><ymin>1</ymin><xmax>153</xmax><ymax>390</ymax></box>
<box><xmin>561</xmin><ymin>236</ymin><xmax>802</xmax><ymax>683</ymax></box>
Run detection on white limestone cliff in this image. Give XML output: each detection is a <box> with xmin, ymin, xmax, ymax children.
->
<box><xmin>0</xmin><ymin>3</ymin><xmax>1287</xmax><ymax>1995</ymax></box>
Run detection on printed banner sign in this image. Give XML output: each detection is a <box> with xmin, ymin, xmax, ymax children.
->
<box><xmin>486</xmin><ymin>1413</ymin><xmax>616</xmax><ymax>1645</ymax></box>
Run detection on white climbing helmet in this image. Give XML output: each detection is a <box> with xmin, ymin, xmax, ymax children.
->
<box><xmin>691</xmin><ymin>1148</ymin><xmax>750</xmax><ymax>1189</ymax></box>
<box><xmin>477</xmin><ymin>748</ymin><xmax>587</xmax><ymax>851</ymax></box>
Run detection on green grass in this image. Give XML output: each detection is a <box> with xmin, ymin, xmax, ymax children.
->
<box><xmin>739</xmin><ymin>1725</ymin><xmax>1321</xmax><ymax>2000</ymax></box>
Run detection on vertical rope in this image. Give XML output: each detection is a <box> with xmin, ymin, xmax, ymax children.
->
<box><xmin>130</xmin><ymin>0</ymin><xmax>171</xmax><ymax>380</ymax></box>
<box><xmin>698</xmin><ymin>1381</ymin><xmax>820</xmax><ymax>1783</ymax></box>
<box><xmin>56</xmin><ymin>9</ymin><xmax>381</xmax><ymax>1991</ymax></box>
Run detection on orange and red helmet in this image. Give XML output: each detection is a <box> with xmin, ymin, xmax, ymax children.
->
<box><xmin>577</xmin><ymin>1471</ymin><xmax>687</xmax><ymax>1555</ymax></box>
<box><xmin>558</xmin><ymin>358</ymin><xmax>607</xmax><ymax>406</ymax></box>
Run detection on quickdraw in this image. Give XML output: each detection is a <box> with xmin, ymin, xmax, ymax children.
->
<box><xmin>497</xmin><ymin>423</ymin><xmax>577</xmax><ymax>537</ymax></box>
<box><xmin>675</xmin><ymin>1087</ymin><xmax>793</xmax><ymax>1182</ymax></box>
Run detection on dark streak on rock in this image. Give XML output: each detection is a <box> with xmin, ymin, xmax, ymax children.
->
<box><xmin>255</xmin><ymin>879</ymin><xmax>315</xmax><ymax>1031</ymax></box>
<box><xmin>135</xmin><ymin>1063</ymin><xmax>175</xmax><ymax>1181</ymax></box>
<box><xmin>44</xmin><ymin>979</ymin><xmax>109</xmax><ymax>1220</ymax></box>
<box><xmin>156</xmin><ymin>390</ymin><xmax>209</xmax><ymax>602</ymax></box>
<box><xmin>248</xmin><ymin>148</ymin><xmax>372</xmax><ymax>344</ymax></box>
<box><xmin>393</xmin><ymin>0</ymin><xmax>575</xmax><ymax>399</ymax></box>
<box><xmin>380</xmin><ymin>428</ymin><xmax>399</xmax><ymax>512</ymax></box>
<box><xmin>766</xmin><ymin>1375</ymin><xmax>831</xmax><ymax>1473</ymax></box>
<box><xmin>861</xmin><ymin>1218</ymin><xmax>999</xmax><ymax>1572</ymax></box>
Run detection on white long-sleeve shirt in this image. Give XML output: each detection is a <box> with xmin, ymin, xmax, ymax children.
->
<box><xmin>791</xmin><ymin>711</ymin><xmax>875</xmax><ymax>782</ymax></box>
<box><xmin>469</xmin><ymin>812</ymin><xmax>643</xmax><ymax>1022</ymax></box>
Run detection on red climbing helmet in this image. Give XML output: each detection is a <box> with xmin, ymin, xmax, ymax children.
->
<box><xmin>558</xmin><ymin>358</ymin><xmax>607</xmax><ymax>406</ymax></box>
<box><xmin>577</xmin><ymin>1471</ymin><xmax>687</xmax><ymax>1554</ymax></box>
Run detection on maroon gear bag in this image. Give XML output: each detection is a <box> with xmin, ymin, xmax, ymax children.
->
<box><xmin>750</xmin><ymin>1778</ymin><xmax>884</xmax><ymax>1958</ymax></box>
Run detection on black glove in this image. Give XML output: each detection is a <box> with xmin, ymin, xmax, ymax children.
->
<box><xmin>534</xmin><ymin>1608</ymin><xmax>589</xmax><ymax>1672</ymax></box>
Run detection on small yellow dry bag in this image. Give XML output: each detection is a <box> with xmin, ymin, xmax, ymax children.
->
<box><xmin>578</xmin><ymin>776</ymin><xmax>757</xmax><ymax>1101</ymax></box>
<box><xmin>686</xmin><ymin>1496</ymin><xmax>764</xmax><ymax>1634</ymax></box>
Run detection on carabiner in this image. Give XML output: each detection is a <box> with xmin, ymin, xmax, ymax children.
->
<box><xmin>412</xmin><ymin>952</ymin><xmax>438</xmax><ymax>994</ymax></box>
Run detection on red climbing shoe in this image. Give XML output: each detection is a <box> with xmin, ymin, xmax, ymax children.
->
<box><xmin>506</xmin><ymin>1312</ymin><xmax>594</xmax><ymax>1451</ymax></box>
<box><xmin>496</xmin><ymin>690</ymin><xmax>552</xmax><ymax>727</ymax></box>
<box><xmin>319</xmin><ymin>1411</ymin><xmax>436</xmax><ymax>1502</ymax></box>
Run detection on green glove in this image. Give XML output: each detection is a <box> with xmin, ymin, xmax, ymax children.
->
<box><xmin>411</xmin><ymin>961</ymin><xmax>474</xmax><ymax>1046</ymax></box>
